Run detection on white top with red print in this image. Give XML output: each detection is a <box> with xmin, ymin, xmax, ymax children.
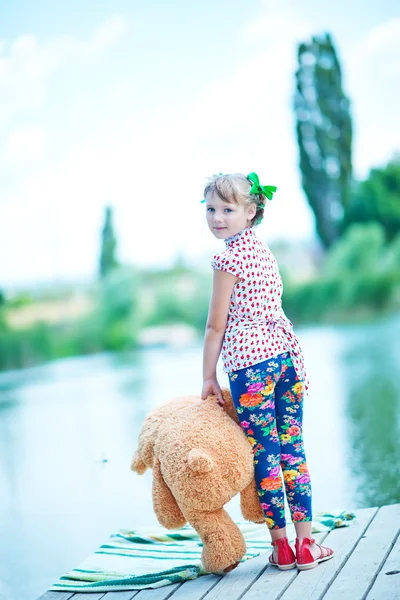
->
<box><xmin>211</xmin><ymin>226</ymin><xmax>308</xmax><ymax>389</ymax></box>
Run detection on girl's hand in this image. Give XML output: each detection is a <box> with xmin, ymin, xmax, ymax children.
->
<box><xmin>201</xmin><ymin>378</ymin><xmax>225</xmax><ymax>406</ymax></box>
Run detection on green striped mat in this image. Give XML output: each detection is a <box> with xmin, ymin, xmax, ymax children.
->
<box><xmin>51</xmin><ymin>510</ymin><xmax>356</xmax><ymax>592</ymax></box>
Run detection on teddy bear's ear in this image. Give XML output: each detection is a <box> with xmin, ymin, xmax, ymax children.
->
<box><xmin>131</xmin><ymin>449</ymin><xmax>148</xmax><ymax>474</ymax></box>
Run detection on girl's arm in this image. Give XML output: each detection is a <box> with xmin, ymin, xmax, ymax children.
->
<box><xmin>202</xmin><ymin>269</ymin><xmax>238</xmax><ymax>404</ymax></box>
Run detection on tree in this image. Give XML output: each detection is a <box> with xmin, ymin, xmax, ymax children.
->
<box><xmin>345</xmin><ymin>158</ymin><xmax>400</xmax><ymax>241</ymax></box>
<box><xmin>294</xmin><ymin>33</ymin><xmax>353</xmax><ymax>248</ymax></box>
<box><xmin>99</xmin><ymin>206</ymin><xmax>118</xmax><ymax>279</ymax></box>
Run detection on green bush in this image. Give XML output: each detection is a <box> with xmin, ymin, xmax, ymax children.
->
<box><xmin>283</xmin><ymin>223</ymin><xmax>400</xmax><ymax>324</ymax></box>
<box><xmin>144</xmin><ymin>272</ymin><xmax>211</xmax><ymax>333</ymax></box>
<box><xmin>1</xmin><ymin>225</ymin><xmax>399</xmax><ymax>372</ymax></box>
<box><xmin>0</xmin><ymin>266</ymin><xmax>142</xmax><ymax>371</ymax></box>
<box><xmin>0</xmin><ymin>322</ymin><xmax>54</xmax><ymax>370</ymax></box>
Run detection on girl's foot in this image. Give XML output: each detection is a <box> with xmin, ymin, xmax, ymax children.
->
<box><xmin>295</xmin><ymin>537</ymin><xmax>334</xmax><ymax>570</ymax></box>
<box><xmin>268</xmin><ymin>537</ymin><xmax>296</xmax><ymax>570</ymax></box>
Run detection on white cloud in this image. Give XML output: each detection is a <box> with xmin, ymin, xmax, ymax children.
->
<box><xmin>0</xmin><ymin>6</ymin><xmax>318</xmax><ymax>286</ymax></box>
<box><xmin>183</xmin><ymin>7</ymin><xmax>313</xmax><ymax>141</ymax></box>
<box><xmin>176</xmin><ymin>6</ymin><xmax>316</xmax><ymax>249</ymax></box>
<box><xmin>347</xmin><ymin>17</ymin><xmax>400</xmax><ymax>176</ymax></box>
<box><xmin>351</xmin><ymin>17</ymin><xmax>400</xmax><ymax>74</ymax></box>
<box><xmin>0</xmin><ymin>15</ymin><xmax>130</xmax><ymax>126</ymax></box>
<box><xmin>91</xmin><ymin>15</ymin><xmax>129</xmax><ymax>48</ymax></box>
<box><xmin>239</xmin><ymin>6</ymin><xmax>312</xmax><ymax>46</ymax></box>
<box><xmin>3</xmin><ymin>125</ymin><xmax>47</xmax><ymax>163</ymax></box>
<box><xmin>0</xmin><ymin>6</ymin><xmax>319</xmax><ymax>285</ymax></box>
<box><xmin>1</xmin><ymin>5</ymin><xmax>399</xmax><ymax>285</ymax></box>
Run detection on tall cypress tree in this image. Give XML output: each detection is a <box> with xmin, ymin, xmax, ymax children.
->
<box><xmin>294</xmin><ymin>33</ymin><xmax>353</xmax><ymax>248</ymax></box>
<box><xmin>99</xmin><ymin>206</ymin><xmax>118</xmax><ymax>279</ymax></box>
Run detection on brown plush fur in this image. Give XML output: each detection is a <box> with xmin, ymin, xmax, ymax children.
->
<box><xmin>131</xmin><ymin>388</ymin><xmax>264</xmax><ymax>573</ymax></box>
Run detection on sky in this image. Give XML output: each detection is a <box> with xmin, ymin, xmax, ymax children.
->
<box><xmin>1</xmin><ymin>0</ymin><xmax>399</xmax><ymax>287</ymax></box>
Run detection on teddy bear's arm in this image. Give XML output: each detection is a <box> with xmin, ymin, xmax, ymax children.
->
<box><xmin>240</xmin><ymin>479</ymin><xmax>265</xmax><ymax>523</ymax></box>
<box><xmin>153</xmin><ymin>458</ymin><xmax>187</xmax><ymax>529</ymax></box>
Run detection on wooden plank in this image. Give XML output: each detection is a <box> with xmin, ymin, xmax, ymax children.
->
<box><xmin>239</xmin><ymin>557</ymin><xmax>298</xmax><ymax>600</ymax></box>
<box><xmin>102</xmin><ymin>592</ymin><xmax>140</xmax><ymax>599</ymax></box>
<box><xmin>163</xmin><ymin>573</ymin><xmax>221</xmax><ymax>600</ymax></box>
<box><xmin>240</xmin><ymin>532</ymin><xmax>325</xmax><ymax>600</ymax></box>
<box><xmin>62</xmin><ymin>595</ymin><xmax>105</xmax><ymax>600</ymax></box>
<box><xmin>365</xmin><ymin>527</ymin><xmax>400</xmax><ymax>600</ymax></box>
<box><xmin>37</xmin><ymin>504</ymin><xmax>399</xmax><ymax>600</ymax></box>
<box><xmin>189</xmin><ymin>551</ymin><xmax>272</xmax><ymax>600</ymax></box>
<box><xmin>38</xmin><ymin>593</ymin><xmax>75</xmax><ymax>600</ymax></box>
<box><xmin>278</xmin><ymin>507</ymin><xmax>379</xmax><ymax>600</ymax></box>
<box><xmin>134</xmin><ymin>583</ymin><xmax>182</xmax><ymax>599</ymax></box>
<box><xmin>323</xmin><ymin>504</ymin><xmax>400</xmax><ymax>600</ymax></box>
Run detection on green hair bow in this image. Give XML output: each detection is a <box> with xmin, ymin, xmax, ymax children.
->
<box><xmin>247</xmin><ymin>172</ymin><xmax>277</xmax><ymax>200</ymax></box>
<box><xmin>200</xmin><ymin>172</ymin><xmax>277</xmax><ymax>204</ymax></box>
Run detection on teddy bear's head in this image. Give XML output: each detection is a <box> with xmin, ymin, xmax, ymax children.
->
<box><xmin>131</xmin><ymin>389</ymin><xmax>239</xmax><ymax>475</ymax></box>
<box><xmin>131</xmin><ymin>388</ymin><xmax>254</xmax><ymax>512</ymax></box>
<box><xmin>131</xmin><ymin>395</ymin><xmax>201</xmax><ymax>473</ymax></box>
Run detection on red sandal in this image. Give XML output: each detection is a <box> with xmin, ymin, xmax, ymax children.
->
<box><xmin>268</xmin><ymin>537</ymin><xmax>296</xmax><ymax>570</ymax></box>
<box><xmin>295</xmin><ymin>537</ymin><xmax>335</xmax><ymax>570</ymax></box>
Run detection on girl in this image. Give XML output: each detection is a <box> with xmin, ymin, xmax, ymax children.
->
<box><xmin>200</xmin><ymin>172</ymin><xmax>334</xmax><ymax>571</ymax></box>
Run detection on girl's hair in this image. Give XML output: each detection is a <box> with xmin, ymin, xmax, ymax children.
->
<box><xmin>203</xmin><ymin>173</ymin><xmax>266</xmax><ymax>227</ymax></box>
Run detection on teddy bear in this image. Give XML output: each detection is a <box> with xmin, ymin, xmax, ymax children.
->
<box><xmin>131</xmin><ymin>388</ymin><xmax>264</xmax><ymax>574</ymax></box>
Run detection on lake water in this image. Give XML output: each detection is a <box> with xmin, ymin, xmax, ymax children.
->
<box><xmin>0</xmin><ymin>315</ymin><xmax>399</xmax><ymax>600</ymax></box>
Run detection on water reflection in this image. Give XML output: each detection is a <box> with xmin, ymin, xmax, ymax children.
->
<box><xmin>0</xmin><ymin>390</ymin><xmax>22</xmax><ymax>600</ymax></box>
<box><xmin>0</xmin><ymin>318</ymin><xmax>399</xmax><ymax>600</ymax></box>
<box><xmin>343</xmin><ymin>316</ymin><xmax>400</xmax><ymax>507</ymax></box>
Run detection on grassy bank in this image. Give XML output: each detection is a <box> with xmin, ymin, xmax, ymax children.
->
<box><xmin>1</xmin><ymin>223</ymin><xmax>399</xmax><ymax>372</ymax></box>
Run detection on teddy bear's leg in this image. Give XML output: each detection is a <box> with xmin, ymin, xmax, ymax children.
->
<box><xmin>184</xmin><ymin>507</ymin><xmax>247</xmax><ymax>573</ymax></box>
<box><xmin>240</xmin><ymin>478</ymin><xmax>265</xmax><ymax>523</ymax></box>
<box><xmin>153</xmin><ymin>458</ymin><xmax>187</xmax><ymax>529</ymax></box>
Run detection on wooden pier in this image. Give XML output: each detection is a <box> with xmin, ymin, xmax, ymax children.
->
<box><xmin>39</xmin><ymin>503</ymin><xmax>400</xmax><ymax>600</ymax></box>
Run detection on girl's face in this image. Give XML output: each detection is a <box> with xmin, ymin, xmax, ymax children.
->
<box><xmin>205</xmin><ymin>192</ymin><xmax>257</xmax><ymax>240</ymax></box>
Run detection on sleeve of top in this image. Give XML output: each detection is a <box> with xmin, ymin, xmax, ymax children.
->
<box><xmin>211</xmin><ymin>248</ymin><xmax>244</xmax><ymax>280</ymax></box>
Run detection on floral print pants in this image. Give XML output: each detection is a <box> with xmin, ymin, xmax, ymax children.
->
<box><xmin>228</xmin><ymin>352</ymin><xmax>312</xmax><ymax>529</ymax></box>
